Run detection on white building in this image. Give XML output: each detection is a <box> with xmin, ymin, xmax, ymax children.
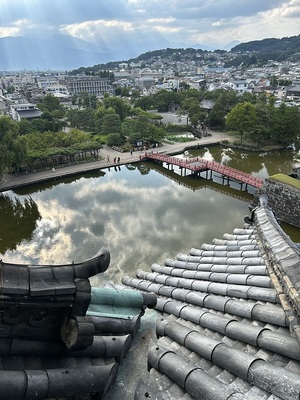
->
<box><xmin>65</xmin><ymin>76</ymin><xmax>110</xmax><ymax>96</ymax></box>
<box><xmin>37</xmin><ymin>78</ymin><xmax>59</xmax><ymax>89</ymax></box>
<box><xmin>10</xmin><ymin>103</ymin><xmax>43</xmax><ymax>122</ymax></box>
<box><xmin>229</xmin><ymin>80</ymin><xmax>253</xmax><ymax>94</ymax></box>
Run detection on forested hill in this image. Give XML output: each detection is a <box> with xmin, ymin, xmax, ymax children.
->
<box><xmin>232</xmin><ymin>35</ymin><xmax>300</xmax><ymax>52</ymax></box>
<box><xmin>69</xmin><ymin>35</ymin><xmax>300</xmax><ymax>74</ymax></box>
<box><xmin>128</xmin><ymin>47</ymin><xmax>212</xmax><ymax>61</ymax></box>
<box><xmin>231</xmin><ymin>35</ymin><xmax>300</xmax><ymax>62</ymax></box>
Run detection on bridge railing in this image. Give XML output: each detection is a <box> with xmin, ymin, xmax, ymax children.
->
<box><xmin>144</xmin><ymin>153</ymin><xmax>264</xmax><ymax>188</ymax></box>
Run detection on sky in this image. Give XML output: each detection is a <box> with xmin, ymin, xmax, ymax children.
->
<box><xmin>0</xmin><ymin>0</ymin><xmax>300</xmax><ymax>53</ymax></box>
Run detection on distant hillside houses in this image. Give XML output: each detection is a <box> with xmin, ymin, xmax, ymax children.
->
<box><xmin>1</xmin><ymin>51</ymin><xmax>300</xmax><ymax>116</ymax></box>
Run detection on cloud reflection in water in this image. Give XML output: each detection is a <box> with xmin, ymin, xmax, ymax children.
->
<box><xmin>3</xmin><ymin>167</ymin><xmax>249</xmax><ymax>283</ymax></box>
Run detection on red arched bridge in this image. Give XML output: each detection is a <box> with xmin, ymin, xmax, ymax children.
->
<box><xmin>143</xmin><ymin>152</ymin><xmax>264</xmax><ymax>189</ymax></box>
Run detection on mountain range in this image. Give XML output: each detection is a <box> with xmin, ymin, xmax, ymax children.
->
<box><xmin>0</xmin><ymin>34</ymin><xmax>131</xmax><ymax>71</ymax></box>
<box><xmin>0</xmin><ymin>34</ymin><xmax>238</xmax><ymax>71</ymax></box>
<box><xmin>3</xmin><ymin>33</ymin><xmax>298</xmax><ymax>72</ymax></box>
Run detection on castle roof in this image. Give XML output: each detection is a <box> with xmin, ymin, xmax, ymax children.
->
<box><xmin>121</xmin><ymin>196</ymin><xmax>300</xmax><ymax>400</ymax></box>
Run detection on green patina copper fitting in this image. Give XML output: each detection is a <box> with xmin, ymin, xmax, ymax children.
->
<box><xmin>87</xmin><ymin>287</ymin><xmax>146</xmax><ymax>319</ymax></box>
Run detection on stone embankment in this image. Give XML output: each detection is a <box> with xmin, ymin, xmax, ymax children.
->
<box><xmin>253</xmin><ymin>175</ymin><xmax>300</xmax><ymax>228</ymax></box>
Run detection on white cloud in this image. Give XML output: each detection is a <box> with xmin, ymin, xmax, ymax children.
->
<box><xmin>0</xmin><ymin>0</ymin><xmax>300</xmax><ymax>52</ymax></box>
<box><xmin>0</xmin><ymin>27</ymin><xmax>20</xmax><ymax>37</ymax></box>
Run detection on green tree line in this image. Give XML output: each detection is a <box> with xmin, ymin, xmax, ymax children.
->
<box><xmin>1</xmin><ymin>89</ymin><xmax>299</xmax><ymax>179</ymax></box>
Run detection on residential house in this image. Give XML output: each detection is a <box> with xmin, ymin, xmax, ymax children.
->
<box><xmin>286</xmin><ymin>85</ymin><xmax>300</xmax><ymax>100</ymax></box>
<box><xmin>136</xmin><ymin>77</ymin><xmax>156</xmax><ymax>95</ymax></box>
<box><xmin>229</xmin><ymin>79</ymin><xmax>253</xmax><ymax>94</ymax></box>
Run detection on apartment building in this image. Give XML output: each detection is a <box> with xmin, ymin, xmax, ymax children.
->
<box><xmin>65</xmin><ymin>76</ymin><xmax>110</xmax><ymax>96</ymax></box>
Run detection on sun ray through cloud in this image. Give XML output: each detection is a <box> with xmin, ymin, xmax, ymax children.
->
<box><xmin>0</xmin><ymin>0</ymin><xmax>299</xmax><ymax>68</ymax></box>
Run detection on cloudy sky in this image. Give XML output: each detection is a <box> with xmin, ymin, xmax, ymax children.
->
<box><xmin>0</xmin><ymin>0</ymin><xmax>300</xmax><ymax>53</ymax></box>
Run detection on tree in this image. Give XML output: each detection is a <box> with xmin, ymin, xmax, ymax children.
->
<box><xmin>18</xmin><ymin>119</ymin><xmax>33</xmax><ymax>135</ymax></box>
<box><xmin>247</xmin><ymin>103</ymin><xmax>272</xmax><ymax>148</ymax></box>
<box><xmin>179</xmin><ymin>97</ymin><xmax>199</xmax><ymax>114</ymax></box>
<box><xmin>133</xmin><ymin>115</ymin><xmax>149</xmax><ymax>133</ymax></box>
<box><xmin>143</xmin><ymin>124</ymin><xmax>165</xmax><ymax>143</ymax></box>
<box><xmin>0</xmin><ymin>195</ymin><xmax>41</xmax><ymax>253</ymax></box>
<box><xmin>134</xmin><ymin>96</ymin><xmax>155</xmax><ymax>111</ymax></box>
<box><xmin>189</xmin><ymin>107</ymin><xmax>207</xmax><ymax>128</ymax></box>
<box><xmin>101</xmin><ymin>113</ymin><xmax>122</xmax><ymax>134</ymax></box>
<box><xmin>179</xmin><ymin>82</ymin><xmax>190</xmax><ymax>91</ymax></box>
<box><xmin>123</xmin><ymin>113</ymin><xmax>165</xmax><ymax>145</ymax></box>
<box><xmin>71</xmin><ymin>92</ymin><xmax>98</xmax><ymax>109</ymax></box>
<box><xmin>211</xmin><ymin>90</ymin><xmax>239</xmax><ymax>111</ymax></box>
<box><xmin>10</xmin><ymin>136</ymin><xmax>27</xmax><ymax>173</ymax></box>
<box><xmin>114</xmin><ymin>86</ymin><xmax>131</xmax><ymax>97</ymax></box>
<box><xmin>94</xmin><ymin>104</ymin><xmax>107</xmax><ymax>132</ymax></box>
<box><xmin>152</xmin><ymin>89</ymin><xmax>180</xmax><ymax>112</ymax></box>
<box><xmin>71</xmin><ymin>94</ymin><xmax>78</xmax><ymax>105</ymax></box>
<box><xmin>122</xmin><ymin>117</ymin><xmax>136</xmax><ymax>136</ymax></box>
<box><xmin>78</xmin><ymin>92</ymin><xmax>98</xmax><ymax>109</ymax></box>
<box><xmin>6</xmin><ymin>85</ymin><xmax>15</xmax><ymax>94</ymax></box>
<box><xmin>67</xmin><ymin>108</ymin><xmax>95</xmax><ymax>131</ymax></box>
<box><xmin>179</xmin><ymin>98</ymin><xmax>206</xmax><ymax>128</ymax></box>
<box><xmin>206</xmin><ymin>108</ymin><xmax>226</xmax><ymax>130</ymax></box>
<box><xmin>37</xmin><ymin>94</ymin><xmax>64</xmax><ymax>117</ymax></box>
<box><xmin>0</xmin><ymin>116</ymin><xmax>27</xmax><ymax>177</ymax></box>
<box><xmin>103</xmin><ymin>97</ymin><xmax>129</xmax><ymax>121</ymax></box>
<box><xmin>128</xmin><ymin>131</ymin><xmax>142</xmax><ymax>146</ymax></box>
<box><xmin>278</xmin><ymin>79</ymin><xmax>293</xmax><ymax>86</ymax></box>
<box><xmin>107</xmin><ymin>133</ymin><xmax>126</xmax><ymax>146</ymax></box>
<box><xmin>226</xmin><ymin>102</ymin><xmax>258</xmax><ymax>142</ymax></box>
<box><xmin>130</xmin><ymin>89</ymin><xmax>141</xmax><ymax>102</ymax></box>
<box><xmin>240</xmin><ymin>91</ymin><xmax>257</xmax><ymax>104</ymax></box>
<box><xmin>23</xmin><ymin>129</ymin><xmax>101</xmax><ymax>167</ymax></box>
<box><xmin>24</xmin><ymin>129</ymin><xmax>90</xmax><ymax>151</ymax></box>
<box><xmin>270</xmin><ymin>104</ymin><xmax>300</xmax><ymax>145</ymax></box>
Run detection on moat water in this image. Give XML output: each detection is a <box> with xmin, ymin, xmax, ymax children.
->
<box><xmin>1</xmin><ymin>145</ymin><xmax>299</xmax><ymax>285</ymax></box>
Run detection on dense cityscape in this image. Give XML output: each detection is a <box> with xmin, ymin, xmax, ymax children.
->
<box><xmin>1</xmin><ymin>39</ymin><xmax>300</xmax><ymax>400</ymax></box>
<box><xmin>1</xmin><ymin>43</ymin><xmax>300</xmax><ymax>179</ymax></box>
<box><xmin>1</xmin><ymin>0</ymin><xmax>300</xmax><ymax>398</ymax></box>
<box><xmin>1</xmin><ymin>45</ymin><xmax>300</xmax><ymax>105</ymax></box>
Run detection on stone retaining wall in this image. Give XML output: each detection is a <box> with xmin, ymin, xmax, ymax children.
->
<box><xmin>252</xmin><ymin>178</ymin><xmax>300</xmax><ymax>228</ymax></box>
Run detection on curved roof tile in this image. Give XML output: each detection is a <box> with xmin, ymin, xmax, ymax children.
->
<box><xmin>121</xmin><ymin>196</ymin><xmax>300</xmax><ymax>399</ymax></box>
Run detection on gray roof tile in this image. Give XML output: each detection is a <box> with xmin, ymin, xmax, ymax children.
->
<box><xmin>121</xmin><ymin>196</ymin><xmax>300</xmax><ymax>400</ymax></box>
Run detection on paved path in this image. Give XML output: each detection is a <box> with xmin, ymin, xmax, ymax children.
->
<box><xmin>0</xmin><ymin>131</ymin><xmax>233</xmax><ymax>193</ymax></box>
